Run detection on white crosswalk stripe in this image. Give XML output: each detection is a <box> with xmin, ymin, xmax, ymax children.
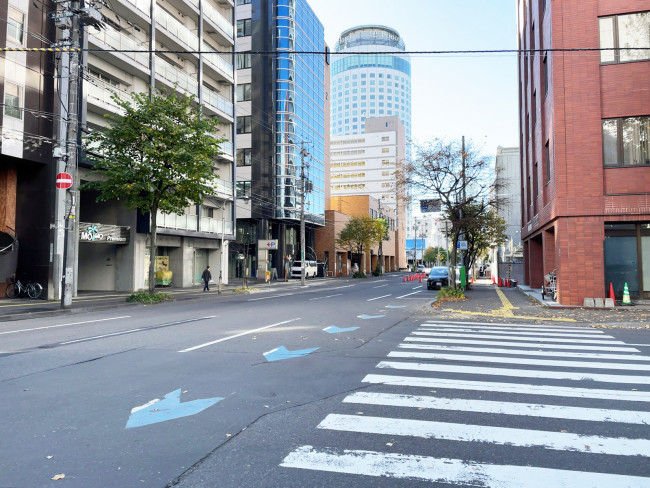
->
<box><xmin>281</xmin><ymin>320</ymin><xmax>650</xmax><ymax>485</ymax></box>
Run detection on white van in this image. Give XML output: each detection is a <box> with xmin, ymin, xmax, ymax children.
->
<box><xmin>291</xmin><ymin>260</ymin><xmax>318</xmax><ymax>279</ymax></box>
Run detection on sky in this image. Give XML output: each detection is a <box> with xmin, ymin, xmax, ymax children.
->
<box><xmin>308</xmin><ymin>0</ymin><xmax>520</xmax><ymax>157</ymax></box>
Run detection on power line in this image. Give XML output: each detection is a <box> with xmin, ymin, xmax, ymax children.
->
<box><xmin>2</xmin><ymin>46</ymin><xmax>649</xmax><ymax>55</ymax></box>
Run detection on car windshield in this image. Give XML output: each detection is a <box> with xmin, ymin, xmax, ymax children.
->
<box><xmin>429</xmin><ymin>267</ymin><xmax>448</xmax><ymax>277</ymax></box>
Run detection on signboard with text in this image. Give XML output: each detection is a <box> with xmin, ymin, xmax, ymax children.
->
<box><xmin>420</xmin><ymin>199</ymin><xmax>441</xmax><ymax>213</ymax></box>
<box><xmin>79</xmin><ymin>222</ymin><xmax>130</xmax><ymax>244</ymax></box>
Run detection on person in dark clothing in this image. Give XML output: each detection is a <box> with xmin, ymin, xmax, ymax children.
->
<box><xmin>202</xmin><ymin>266</ymin><xmax>212</xmax><ymax>292</ymax></box>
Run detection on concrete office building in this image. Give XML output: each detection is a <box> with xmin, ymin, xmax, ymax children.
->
<box><xmin>329</xmin><ymin>116</ymin><xmax>407</xmax><ymax>269</ymax></box>
<box><xmin>1</xmin><ymin>0</ymin><xmax>236</xmax><ymax>297</ymax></box>
<box><xmin>518</xmin><ymin>0</ymin><xmax>650</xmax><ymax>304</ymax></box>
<box><xmin>491</xmin><ymin>146</ymin><xmax>523</xmax><ymax>283</ymax></box>
<box><xmin>77</xmin><ymin>0</ymin><xmax>236</xmax><ymax>292</ymax></box>
<box><xmin>235</xmin><ymin>0</ymin><xmax>329</xmax><ymax>279</ymax></box>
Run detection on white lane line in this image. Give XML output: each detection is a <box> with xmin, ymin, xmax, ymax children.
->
<box><xmin>412</xmin><ymin>286</ymin><xmax>422</xmax><ymax>289</ymax></box>
<box><xmin>343</xmin><ymin>391</ymin><xmax>650</xmax><ymax>425</ymax></box>
<box><xmin>367</xmin><ymin>294</ymin><xmax>392</xmax><ymax>302</ymax></box>
<box><xmin>60</xmin><ymin>316</ymin><xmax>216</xmax><ymax>345</ymax></box>
<box><xmin>178</xmin><ymin>318</ymin><xmax>301</xmax><ymax>353</ymax></box>
<box><xmin>396</xmin><ymin>291</ymin><xmax>423</xmax><ymax>299</ymax></box>
<box><xmin>411</xmin><ymin>331</ymin><xmax>625</xmax><ymax>345</ymax></box>
<box><xmin>423</xmin><ymin>320</ymin><xmax>594</xmax><ymax>330</ymax></box>
<box><xmin>398</xmin><ymin>343</ymin><xmax>650</xmax><ymax>361</ymax></box>
<box><xmin>404</xmin><ymin>336</ymin><xmax>640</xmax><ymax>352</ymax></box>
<box><xmin>281</xmin><ymin>446</ymin><xmax>650</xmax><ymax>487</ymax></box>
<box><xmin>0</xmin><ymin>316</ymin><xmax>131</xmax><ymax>335</ymax></box>
<box><xmin>248</xmin><ymin>293</ymin><xmax>295</xmax><ymax>301</ymax></box>
<box><xmin>373</xmin><ymin>284</ymin><xmax>388</xmax><ymax>288</ymax></box>
<box><xmin>376</xmin><ymin>360</ymin><xmax>650</xmax><ymax>385</ymax></box>
<box><xmin>418</xmin><ymin>327</ymin><xmax>610</xmax><ymax>338</ymax></box>
<box><xmin>309</xmin><ymin>294</ymin><xmax>343</xmax><ymax>301</ymax></box>
<box><xmin>362</xmin><ymin>374</ymin><xmax>650</xmax><ymax>402</ymax></box>
<box><xmin>388</xmin><ymin>350</ymin><xmax>650</xmax><ymax>371</ymax></box>
<box><xmin>421</xmin><ymin>323</ymin><xmax>606</xmax><ymax>334</ymax></box>
<box><xmin>318</xmin><ymin>414</ymin><xmax>650</xmax><ymax>457</ymax></box>
<box><xmin>329</xmin><ymin>285</ymin><xmax>355</xmax><ymax>290</ymax></box>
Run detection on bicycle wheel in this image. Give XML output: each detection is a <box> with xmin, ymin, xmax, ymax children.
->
<box><xmin>27</xmin><ymin>282</ymin><xmax>43</xmax><ymax>299</ymax></box>
<box><xmin>5</xmin><ymin>283</ymin><xmax>16</xmax><ymax>299</ymax></box>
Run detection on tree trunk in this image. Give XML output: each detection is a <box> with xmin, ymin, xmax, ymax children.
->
<box><xmin>148</xmin><ymin>206</ymin><xmax>158</xmax><ymax>294</ymax></box>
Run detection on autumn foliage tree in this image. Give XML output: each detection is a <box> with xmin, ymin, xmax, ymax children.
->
<box><xmin>336</xmin><ymin>216</ymin><xmax>386</xmax><ymax>275</ymax></box>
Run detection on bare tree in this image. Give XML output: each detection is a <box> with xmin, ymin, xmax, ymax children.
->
<box><xmin>400</xmin><ymin>137</ymin><xmax>505</xmax><ymax>286</ymax></box>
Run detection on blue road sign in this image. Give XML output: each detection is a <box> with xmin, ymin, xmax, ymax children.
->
<box><xmin>323</xmin><ymin>326</ymin><xmax>359</xmax><ymax>334</ymax></box>
<box><xmin>263</xmin><ymin>346</ymin><xmax>319</xmax><ymax>362</ymax></box>
<box><xmin>126</xmin><ymin>389</ymin><xmax>223</xmax><ymax>429</ymax></box>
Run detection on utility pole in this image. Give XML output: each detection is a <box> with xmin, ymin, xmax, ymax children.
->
<box><xmin>299</xmin><ymin>144</ymin><xmax>310</xmax><ymax>287</ymax></box>
<box><xmin>378</xmin><ymin>198</ymin><xmax>383</xmax><ymax>275</ymax></box>
<box><xmin>53</xmin><ymin>0</ymin><xmax>102</xmax><ymax>307</ymax></box>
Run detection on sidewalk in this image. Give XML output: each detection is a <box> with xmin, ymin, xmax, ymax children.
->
<box><xmin>431</xmin><ymin>279</ymin><xmax>650</xmax><ymax>327</ymax></box>
<box><xmin>0</xmin><ymin>274</ymin><xmax>351</xmax><ymax>322</ymax></box>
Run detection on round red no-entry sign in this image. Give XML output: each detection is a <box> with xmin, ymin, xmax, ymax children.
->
<box><xmin>56</xmin><ymin>172</ymin><xmax>73</xmax><ymax>189</ymax></box>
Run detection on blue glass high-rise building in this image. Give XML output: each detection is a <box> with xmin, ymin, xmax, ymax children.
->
<box><xmin>235</xmin><ymin>0</ymin><xmax>328</xmax><ymax>278</ymax></box>
<box><xmin>330</xmin><ymin>25</ymin><xmax>412</xmax><ymax>146</ymax></box>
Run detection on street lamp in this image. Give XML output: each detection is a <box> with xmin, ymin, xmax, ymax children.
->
<box><xmin>299</xmin><ymin>145</ymin><xmax>310</xmax><ymax>287</ymax></box>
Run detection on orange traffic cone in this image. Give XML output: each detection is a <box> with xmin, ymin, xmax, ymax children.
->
<box><xmin>608</xmin><ymin>282</ymin><xmax>616</xmax><ymax>306</ymax></box>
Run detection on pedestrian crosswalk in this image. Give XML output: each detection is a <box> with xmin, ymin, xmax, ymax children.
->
<box><xmin>280</xmin><ymin>320</ymin><xmax>650</xmax><ymax>486</ymax></box>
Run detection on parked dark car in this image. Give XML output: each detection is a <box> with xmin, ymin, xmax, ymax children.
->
<box><xmin>427</xmin><ymin>266</ymin><xmax>450</xmax><ymax>290</ymax></box>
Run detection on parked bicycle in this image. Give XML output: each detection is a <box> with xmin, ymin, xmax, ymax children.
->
<box><xmin>6</xmin><ymin>276</ymin><xmax>43</xmax><ymax>299</ymax></box>
<box><xmin>541</xmin><ymin>269</ymin><xmax>557</xmax><ymax>301</ymax></box>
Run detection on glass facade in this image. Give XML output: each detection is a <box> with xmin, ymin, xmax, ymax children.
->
<box><xmin>273</xmin><ymin>0</ymin><xmax>326</xmax><ymax>225</ymax></box>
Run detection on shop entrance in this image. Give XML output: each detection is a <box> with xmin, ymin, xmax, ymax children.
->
<box><xmin>604</xmin><ymin>223</ymin><xmax>650</xmax><ymax>299</ymax></box>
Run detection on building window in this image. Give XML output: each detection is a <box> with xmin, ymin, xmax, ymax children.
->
<box><xmin>381</xmin><ymin>148</ymin><xmax>389</xmax><ymax>153</ymax></box>
<box><xmin>236</xmin><ymin>83</ymin><xmax>252</xmax><ymax>101</ymax></box>
<box><xmin>236</xmin><ymin>52</ymin><xmax>251</xmax><ymax>69</ymax></box>
<box><xmin>602</xmin><ymin>116</ymin><xmax>650</xmax><ymax>166</ymax></box>
<box><xmin>237</xmin><ymin>19</ymin><xmax>252</xmax><ymax>37</ymax></box>
<box><xmin>237</xmin><ymin>148</ymin><xmax>251</xmax><ymax>166</ymax></box>
<box><xmin>599</xmin><ymin>12</ymin><xmax>650</xmax><ymax>64</ymax></box>
<box><xmin>545</xmin><ymin>140</ymin><xmax>551</xmax><ymax>183</ymax></box>
<box><xmin>543</xmin><ymin>54</ymin><xmax>548</xmax><ymax>96</ymax></box>
<box><xmin>7</xmin><ymin>7</ymin><xmax>25</xmax><ymax>45</ymax></box>
<box><xmin>236</xmin><ymin>181</ymin><xmax>251</xmax><ymax>198</ymax></box>
<box><xmin>236</xmin><ymin>0</ymin><xmax>251</xmax><ymax>4</ymax></box>
<box><xmin>381</xmin><ymin>136</ymin><xmax>389</xmax><ymax>141</ymax></box>
<box><xmin>4</xmin><ymin>82</ymin><xmax>22</xmax><ymax>119</ymax></box>
<box><xmin>237</xmin><ymin>115</ymin><xmax>252</xmax><ymax>134</ymax></box>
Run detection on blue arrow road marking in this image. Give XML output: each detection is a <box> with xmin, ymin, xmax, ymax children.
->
<box><xmin>125</xmin><ymin>389</ymin><xmax>223</xmax><ymax>429</ymax></box>
<box><xmin>323</xmin><ymin>326</ymin><xmax>359</xmax><ymax>334</ymax></box>
<box><xmin>357</xmin><ymin>314</ymin><xmax>385</xmax><ymax>320</ymax></box>
<box><xmin>385</xmin><ymin>305</ymin><xmax>405</xmax><ymax>309</ymax></box>
<box><xmin>264</xmin><ymin>346</ymin><xmax>319</xmax><ymax>362</ymax></box>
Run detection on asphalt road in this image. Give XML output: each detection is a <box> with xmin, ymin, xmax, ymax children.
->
<box><xmin>1</xmin><ymin>277</ymin><xmax>649</xmax><ymax>487</ymax></box>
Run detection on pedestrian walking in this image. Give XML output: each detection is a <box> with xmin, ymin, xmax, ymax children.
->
<box><xmin>284</xmin><ymin>254</ymin><xmax>291</xmax><ymax>282</ymax></box>
<box><xmin>202</xmin><ymin>265</ymin><xmax>212</xmax><ymax>292</ymax></box>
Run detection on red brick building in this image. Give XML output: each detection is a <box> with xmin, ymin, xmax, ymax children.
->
<box><xmin>518</xmin><ymin>0</ymin><xmax>650</xmax><ymax>305</ymax></box>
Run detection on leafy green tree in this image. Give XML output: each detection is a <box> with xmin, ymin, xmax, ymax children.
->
<box><xmin>463</xmin><ymin>205</ymin><xmax>507</xmax><ymax>273</ymax></box>
<box><xmin>82</xmin><ymin>89</ymin><xmax>225</xmax><ymax>293</ymax></box>
<box><xmin>336</xmin><ymin>216</ymin><xmax>385</xmax><ymax>274</ymax></box>
<box><xmin>423</xmin><ymin>246</ymin><xmax>447</xmax><ymax>265</ymax></box>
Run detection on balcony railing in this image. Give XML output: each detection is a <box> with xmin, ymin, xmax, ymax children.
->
<box><xmin>212</xmin><ymin>179</ymin><xmax>233</xmax><ymax>198</ymax></box>
<box><xmin>200</xmin><ymin>217</ymin><xmax>233</xmax><ymax>235</ymax></box>
<box><xmin>203</xmin><ymin>2</ymin><xmax>234</xmax><ymax>41</ymax></box>
<box><xmin>156</xmin><ymin>57</ymin><xmax>198</xmax><ymax>96</ymax></box>
<box><xmin>89</xmin><ymin>27</ymin><xmax>149</xmax><ymax>68</ymax></box>
<box><xmin>219</xmin><ymin>140</ymin><xmax>233</xmax><ymax>157</ymax></box>
<box><xmin>157</xmin><ymin>211</ymin><xmax>198</xmax><ymax>231</ymax></box>
<box><xmin>201</xmin><ymin>42</ymin><xmax>233</xmax><ymax>78</ymax></box>
<box><xmin>86</xmin><ymin>82</ymin><xmax>126</xmax><ymax>112</ymax></box>
<box><xmin>121</xmin><ymin>0</ymin><xmax>149</xmax><ymax>18</ymax></box>
<box><xmin>156</xmin><ymin>7</ymin><xmax>199</xmax><ymax>50</ymax></box>
<box><xmin>204</xmin><ymin>87</ymin><xmax>233</xmax><ymax>117</ymax></box>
